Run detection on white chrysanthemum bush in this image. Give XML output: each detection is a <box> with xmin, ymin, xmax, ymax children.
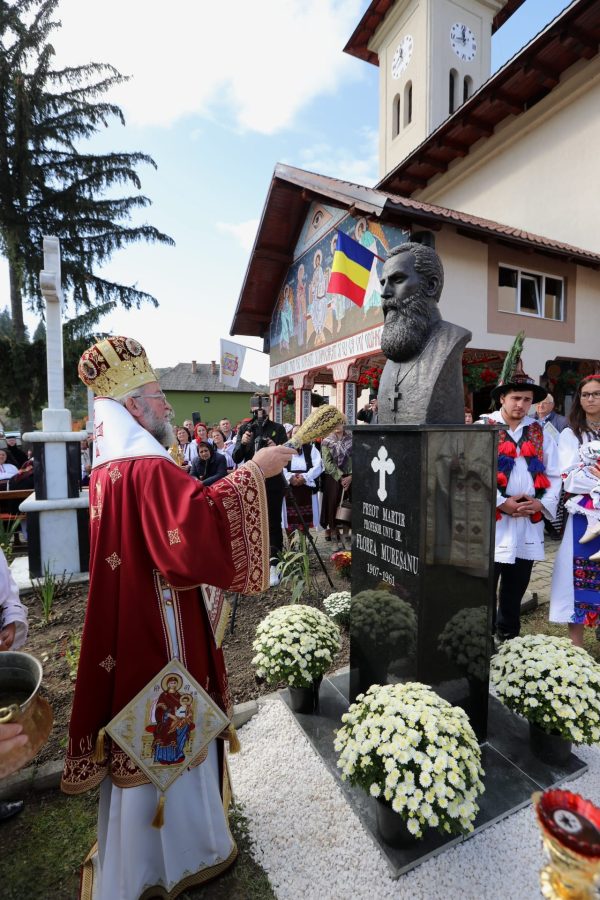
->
<box><xmin>351</xmin><ymin>590</ymin><xmax>417</xmax><ymax>657</ymax></box>
<box><xmin>252</xmin><ymin>604</ymin><xmax>340</xmax><ymax>688</ymax></box>
<box><xmin>438</xmin><ymin>606</ymin><xmax>489</xmax><ymax>682</ymax></box>
<box><xmin>491</xmin><ymin>634</ymin><xmax>600</xmax><ymax>745</ymax></box>
<box><xmin>322</xmin><ymin>591</ymin><xmax>351</xmax><ymax>626</ymax></box>
<box><xmin>334</xmin><ymin>682</ymin><xmax>485</xmax><ymax>839</ymax></box>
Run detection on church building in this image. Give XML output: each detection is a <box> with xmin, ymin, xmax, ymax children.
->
<box><xmin>230</xmin><ymin>0</ymin><xmax>600</xmax><ymax>422</ymax></box>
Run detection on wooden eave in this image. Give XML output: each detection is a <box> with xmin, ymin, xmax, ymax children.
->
<box><xmin>378</xmin><ymin>0</ymin><xmax>600</xmax><ymax>196</ymax></box>
<box><xmin>230</xmin><ymin>165</ymin><xmax>388</xmax><ymax>338</ymax></box>
<box><xmin>344</xmin><ymin>0</ymin><xmax>526</xmax><ymax>64</ymax></box>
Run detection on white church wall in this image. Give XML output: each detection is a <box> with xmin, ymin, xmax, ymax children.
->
<box><xmin>420</xmin><ymin>56</ymin><xmax>600</xmax><ymax>254</ymax></box>
<box><xmin>435</xmin><ymin>228</ymin><xmax>488</xmax><ymax>343</ymax></box>
<box><xmin>436</xmin><ymin>231</ymin><xmax>600</xmax><ymax>381</ymax></box>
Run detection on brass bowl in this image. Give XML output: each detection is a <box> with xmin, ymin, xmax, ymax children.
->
<box><xmin>0</xmin><ymin>651</ymin><xmax>53</xmax><ymax>778</ymax></box>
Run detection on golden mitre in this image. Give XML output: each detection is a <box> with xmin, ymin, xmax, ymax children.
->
<box><xmin>78</xmin><ymin>336</ymin><xmax>158</xmax><ymax>400</ymax></box>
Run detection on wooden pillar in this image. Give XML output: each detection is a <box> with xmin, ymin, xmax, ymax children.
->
<box><xmin>332</xmin><ymin>362</ymin><xmax>360</xmax><ymax>425</ymax></box>
<box><xmin>292</xmin><ymin>372</ymin><xmax>316</xmax><ymax>424</ymax></box>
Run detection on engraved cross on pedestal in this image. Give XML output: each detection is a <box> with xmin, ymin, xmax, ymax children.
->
<box><xmin>371</xmin><ymin>446</ymin><xmax>395</xmax><ymax>502</ymax></box>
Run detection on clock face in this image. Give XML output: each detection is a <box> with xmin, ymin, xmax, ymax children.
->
<box><xmin>450</xmin><ymin>23</ymin><xmax>477</xmax><ymax>61</ymax></box>
<box><xmin>391</xmin><ymin>34</ymin><xmax>414</xmax><ymax>79</ymax></box>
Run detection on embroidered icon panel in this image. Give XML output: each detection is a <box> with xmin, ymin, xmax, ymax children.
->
<box><xmin>105</xmin><ymin>658</ymin><xmax>230</xmax><ymax>793</ymax></box>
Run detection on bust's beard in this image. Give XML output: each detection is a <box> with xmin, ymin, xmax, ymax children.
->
<box><xmin>380</xmin><ymin>292</ymin><xmax>440</xmax><ymax>363</ymax></box>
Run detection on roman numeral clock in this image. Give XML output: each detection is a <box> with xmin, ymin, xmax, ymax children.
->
<box><xmin>450</xmin><ymin>22</ymin><xmax>477</xmax><ymax>62</ymax></box>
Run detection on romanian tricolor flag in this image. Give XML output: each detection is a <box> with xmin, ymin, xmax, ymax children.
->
<box><xmin>327</xmin><ymin>230</ymin><xmax>378</xmax><ymax>308</ymax></box>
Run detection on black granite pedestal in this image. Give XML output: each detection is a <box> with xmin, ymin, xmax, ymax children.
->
<box><xmin>282</xmin><ymin>672</ymin><xmax>588</xmax><ymax>879</ymax></box>
<box><xmin>350</xmin><ymin>425</ymin><xmax>497</xmax><ymax>740</ymax></box>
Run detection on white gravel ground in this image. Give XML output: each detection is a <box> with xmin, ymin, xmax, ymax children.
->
<box><xmin>228</xmin><ymin>695</ymin><xmax>600</xmax><ymax>900</ymax></box>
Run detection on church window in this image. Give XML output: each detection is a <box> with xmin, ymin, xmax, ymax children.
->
<box><xmin>449</xmin><ymin>69</ymin><xmax>458</xmax><ymax>114</ymax></box>
<box><xmin>498</xmin><ymin>265</ymin><xmax>564</xmax><ymax>321</ymax></box>
<box><xmin>404</xmin><ymin>81</ymin><xmax>412</xmax><ymax>125</ymax></box>
<box><xmin>392</xmin><ymin>94</ymin><xmax>401</xmax><ymax>138</ymax></box>
<box><xmin>463</xmin><ymin>76</ymin><xmax>473</xmax><ymax>103</ymax></box>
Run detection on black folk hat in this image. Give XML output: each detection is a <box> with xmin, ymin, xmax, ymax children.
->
<box><xmin>490</xmin><ymin>331</ymin><xmax>547</xmax><ymax>405</ymax></box>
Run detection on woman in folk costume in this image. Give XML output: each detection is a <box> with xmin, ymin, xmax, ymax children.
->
<box><xmin>320</xmin><ymin>419</ymin><xmax>352</xmax><ymax>550</ymax></box>
<box><xmin>488</xmin><ymin>333</ymin><xmax>560</xmax><ymax>642</ymax></box>
<box><xmin>282</xmin><ymin>424</ymin><xmax>323</xmax><ymax>533</ymax></box>
<box><xmin>62</xmin><ymin>336</ymin><xmax>293</xmax><ymax>900</ymax></box>
<box><xmin>550</xmin><ymin>374</ymin><xmax>600</xmax><ymax>644</ymax></box>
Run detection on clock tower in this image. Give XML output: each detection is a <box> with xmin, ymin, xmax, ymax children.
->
<box><xmin>349</xmin><ymin>0</ymin><xmax>507</xmax><ymax>179</ymax></box>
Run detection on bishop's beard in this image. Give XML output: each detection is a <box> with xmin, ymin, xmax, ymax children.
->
<box><xmin>380</xmin><ymin>291</ymin><xmax>440</xmax><ymax>363</ymax></box>
<box><xmin>140</xmin><ymin>403</ymin><xmax>175</xmax><ymax>447</ymax></box>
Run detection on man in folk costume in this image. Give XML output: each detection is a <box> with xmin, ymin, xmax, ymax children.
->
<box><xmin>61</xmin><ymin>336</ymin><xmax>294</xmax><ymax>900</ymax></box>
<box><xmin>489</xmin><ymin>332</ymin><xmax>561</xmax><ymax>642</ymax></box>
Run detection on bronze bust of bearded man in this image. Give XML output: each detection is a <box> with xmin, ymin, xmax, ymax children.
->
<box><xmin>377</xmin><ymin>242</ymin><xmax>471</xmax><ymax>425</ymax></box>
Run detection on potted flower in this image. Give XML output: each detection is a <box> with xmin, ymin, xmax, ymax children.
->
<box><xmin>358</xmin><ymin>365</ymin><xmax>383</xmax><ymax>394</ymax></box>
<box><xmin>491</xmin><ymin>635</ymin><xmax>600</xmax><ymax>765</ymax></box>
<box><xmin>462</xmin><ymin>362</ymin><xmax>498</xmax><ymax>393</ymax></box>
<box><xmin>438</xmin><ymin>606</ymin><xmax>489</xmax><ymax>684</ymax></box>
<box><xmin>323</xmin><ymin>590</ymin><xmax>351</xmax><ymax>627</ymax></box>
<box><xmin>330</xmin><ymin>549</ymin><xmax>351</xmax><ymax>580</ymax></box>
<box><xmin>252</xmin><ymin>604</ymin><xmax>340</xmax><ymax>713</ymax></box>
<box><xmin>351</xmin><ymin>589</ymin><xmax>417</xmax><ymax>685</ymax></box>
<box><xmin>334</xmin><ymin>682</ymin><xmax>485</xmax><ymax>846</ymax></box>
<box><xmin>274</xmin><ymin>384</ymin><xmax>295</xmax><ymax>406</ymax></box>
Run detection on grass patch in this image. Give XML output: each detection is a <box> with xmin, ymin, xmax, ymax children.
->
<box><xmin>1</xmin><ymin>788</ymin><xmax>98</xmax><ymax>900</ymax></box>
<box><xmin>0</xmin><ymin>789</ymin><xmax>274</xmax><ymax>900</ymax></box>
<box><xmin>520</xmin><ymin>603</ymin><xmax>600</xmax><ymax>661</ymax></box>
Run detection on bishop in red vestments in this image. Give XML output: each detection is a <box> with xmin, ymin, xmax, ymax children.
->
<box><xmin>62</xmin><ymin>336</ymin><xmax>293</xmax><ymax>900</ymax></box>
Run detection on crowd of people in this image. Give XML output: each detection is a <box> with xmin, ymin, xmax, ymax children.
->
<box><xmin>167</xmin><ymin>400</ymin><xmax>354</xmax><ymax>586</ymax></box>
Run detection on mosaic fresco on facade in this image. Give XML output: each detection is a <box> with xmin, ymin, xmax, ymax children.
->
<box><xmin>270</xmin><ymin>215</ymin><xmax>409</xmax><ymax>367</ymax></box>
<box><xmin>293</xmin><ymin>202</ymin><xmax>346</xmax><ymax>260</ymax></box>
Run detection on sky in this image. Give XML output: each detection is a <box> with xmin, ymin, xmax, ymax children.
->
<box><xmin>1</xmin><ymin>0</ymin><xmax>574</xmax><ymax>386</ymax></box>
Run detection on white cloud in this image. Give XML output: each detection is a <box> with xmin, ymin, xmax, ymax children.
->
<box><xmin>295</xmin><ymin>126</ymin><xmax>379</xmax><ymax>186</ymax></box>
<box><xmin>53</xmin><ymin>0</ymin><xmax>364</xmax><ymax>134</ymax></box>
<box><xmin>216</xmin><ymin>219</ymin><xmax>260</xmax><ymax>254</ymax></box>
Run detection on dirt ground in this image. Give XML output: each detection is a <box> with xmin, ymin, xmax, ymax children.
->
<box><xmin>17</xmin><ymin>547</ymin><xmax>350</xmax><ymax>767</ymax></box>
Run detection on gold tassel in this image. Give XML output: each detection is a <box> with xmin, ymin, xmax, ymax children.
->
<box><xmin>92</xmin><ymin>728</ymin><xmax>105</xmax><ymax>763</ymax></box>
<box><xmin>227</xmin><ymin>724</ymin><xmax>241</xmax><ymax>754</ymax></box>
<box><xmin>151</xmin><ymin>793</ymin><xmax>166</xmax><ymax>829</ymax></box>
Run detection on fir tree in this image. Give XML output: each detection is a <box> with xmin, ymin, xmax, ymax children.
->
<box><xmin>0</xmin><ymin>0</ymin><xmax>174</xmax><ymax>430</ymax></box>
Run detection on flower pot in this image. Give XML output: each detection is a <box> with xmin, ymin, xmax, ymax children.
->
<box><xmin>375</xmin><ymin>798</ymin><xmax>419</xmax><ymax>848</ymax></box>
<box><xmin>287</xmin><ymin>676</ymin><xmax>322</xmax><ymax>714</ymax></box>
<box><xmin>529</xmin><ymin>721</ymin><xmax>572</xmax><ymax>766</ymax></box>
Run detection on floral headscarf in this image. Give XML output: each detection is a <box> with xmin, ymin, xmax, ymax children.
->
<box><xmin>322</xmin><ymin>429</ymin><xmax>352</xmax><ymax>468</ymax></box>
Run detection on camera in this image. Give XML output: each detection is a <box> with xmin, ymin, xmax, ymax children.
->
<box><xmin>248</xmin><ymin>394</ymin><xmax>270</xmax><ymax>451</ymax></box>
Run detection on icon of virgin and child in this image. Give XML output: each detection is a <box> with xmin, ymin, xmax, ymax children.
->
<box><xmin>147</xmin><ymin>673</ymin><xmax>195</xmax><ymax>766</ymax></box>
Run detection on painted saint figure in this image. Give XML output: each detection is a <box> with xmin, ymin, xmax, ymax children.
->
<box><xmin>355</xmin><ymin>218</ymin><xmax>387</xmax><ymax>317</ymax></box>
<box><xmin>295</xmin><ymin>263</ymin><xmax>307</xmax><ymax>347</ymax></box>
<box><xmin>307</xmin><ymin>249</ymin><xmax>329</xmax><ymax>346</ymax></box>
<box><xmin>279</xmin><ymin>284</ymin><xmax>294</xmax><ymax>350</ymax></box>
<box><xmin>152</xmin><ymin>674</ymin><xmax>184</xmax><ymax>765</ymax></box>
